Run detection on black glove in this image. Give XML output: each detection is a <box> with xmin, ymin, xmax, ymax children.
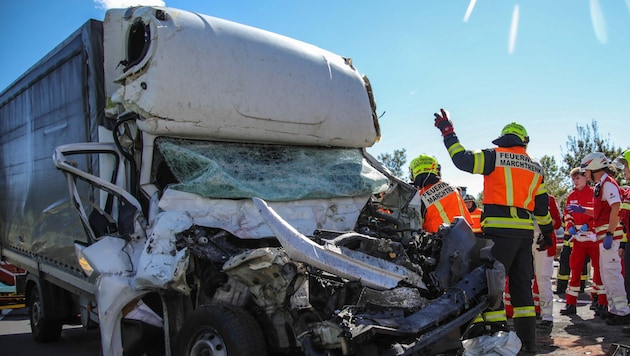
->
<box><xmin>536</xmin><ymin>233</ymin><xmax>553</xmax><ymax>251</ymax></box>
<box><xmin>433</xmin><ymin>108</ymin><xmax>454</xmax><ymax>137</ymax></box>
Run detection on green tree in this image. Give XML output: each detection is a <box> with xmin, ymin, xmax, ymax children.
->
<box><xmin>475</xmin><ymin>191</ymin><xmax>484</xmax><ymax>210</ymax></box>
<box><xmin>377</xmin><ymin>148</ymin><xmax>407</xmax><ymax>179</ymax></box>
<box><xmin>539</xmin><ymin>155</ymin><xmax>570</xmax><ymax>199</ymax></box>
<box><xmin>560</xmin><ymin>120</ymin><xmax>622</xmax><ymax>179</ymax></box>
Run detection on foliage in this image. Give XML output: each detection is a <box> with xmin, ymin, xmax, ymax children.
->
<box><xmin>377</xmin><ymin>148</ymin><xmax>407</xmax><ymax>179</ymax></box>
<box><xmin>475</xmin><ymin>191</ymin><xmax>484</xmax><ymax>209</ymax></box>
<box><xmin>539</xmin><ymin>155</ymin><xmax>570</xmax><ymax>199</ymax></box>
<box><xmin>560</xmin><ymin>120</ymin><xmax>623</xmax><ymax>181</ymax></box>
<box><xmin>554</xmin><ymin>120</ymin><xmax>626</xmax><ymax>208</ymax></box>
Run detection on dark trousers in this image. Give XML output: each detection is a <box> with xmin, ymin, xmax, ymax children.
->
<box><xmin>490</xmin><ymin>236</ymin><xmax>534</xmax><ymax>308</ymax></box>
<box><xmin>625</xmin><ymin>246</ymin><xmax>630</xmax><ymax>302</ymax></box>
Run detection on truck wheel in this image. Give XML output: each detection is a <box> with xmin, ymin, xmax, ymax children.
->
<box><xmin>175</xmin><ymin>303</ymin><xmax>267</xmax><ymax>356</ymax></box>
<box><xmin>28</xmin><ymin>287</ymin><xmax>63</xmax><ymax>342</ymax></box>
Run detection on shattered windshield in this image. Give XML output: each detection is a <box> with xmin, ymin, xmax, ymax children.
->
<box><xmin>155</xmin><ymin>138</ymin><xmax>389</xmax><ymax>201</ymax></box>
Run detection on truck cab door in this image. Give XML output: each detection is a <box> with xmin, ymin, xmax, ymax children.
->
<box><xmin>52</xmin><ymin>143</ymin><xmax>145</xmax><ymax>244</ymax></box>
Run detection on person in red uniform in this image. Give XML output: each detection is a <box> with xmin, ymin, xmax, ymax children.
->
<box><xmin>568</xmin><ymin>152</ymin><xmax>630</xmax><ymax>325</ymax></box>
<box><xmin>464</xmin><ymin>194</ymin><xmax>483</xmax><ymax>237</ymax></box>
<box><xmin>408</xmin><ymin>154</ymin><xmax>473</xmax><ymax>233</ymax></box>
<box><xmin>560</xmin><ymin>168</ymin><xmax>602</xmax><ymax>316</ymax></box>
<box><xmin>433</xmin><ymin>110</ymin><xmax>554</xmax><ymax>355</ymax></box>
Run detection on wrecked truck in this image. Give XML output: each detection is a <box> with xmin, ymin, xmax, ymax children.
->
<box><xmin>0</xmin><ymin>6</ymin><xmax>505</xmax><ymax>355</ymax></box>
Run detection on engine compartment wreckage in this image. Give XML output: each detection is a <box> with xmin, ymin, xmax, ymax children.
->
<box><xmin>73</xmin><ymin>177</ymin><xmax>506</xmax><ymax>355</ymax></box>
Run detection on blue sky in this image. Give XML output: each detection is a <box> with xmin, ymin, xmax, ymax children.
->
<box><xmin>1</xmin><ymin>0</ymin><xmax>629</xmax><ymax>196</ymax></box>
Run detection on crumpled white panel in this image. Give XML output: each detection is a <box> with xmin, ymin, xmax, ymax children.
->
<box><xmin>157</xmin><ymin>188</ymin><xmax>370</xmax><ymax>239</ymax></box>
<box><xmin>135</xmin><ymin>211</ymin><xmax>191</xmax><ymax>294</ymax></box>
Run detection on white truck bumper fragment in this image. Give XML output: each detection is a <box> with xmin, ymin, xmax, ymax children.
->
<box><xmin>75</xmin><ymin>236</ymin><xmax>149</xmax><ymax>355</ymax></box>
<box><xmin>252</xmin><ymin>197</ymin><xmax>425</xmax><ymax>290</ymax></box>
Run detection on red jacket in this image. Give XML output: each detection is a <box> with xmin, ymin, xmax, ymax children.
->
<box><xmin>549</xmin><ymin>195</ymin><xmax>562</xmax><ymax>230</ymax></box>
<box><xmin>564</xmin><ymin>185</ymin><xmax>594</xmax><ymax>231</ymax></box>
<box><xmin>542</xmin><ymin>195</ymin><xmax>562</xmax><ymax>256</ymax></box>
<box><xmin>593</xmin><ymin>175</ymin><xmax>624</xmax><ymax>240</ymax></box>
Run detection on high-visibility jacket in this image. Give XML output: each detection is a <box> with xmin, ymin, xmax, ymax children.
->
<box><xmin>619</xmin><ymin>186</ymin><xmax>630</xmax><ymax>233</ymax></box>
<box><xmin>483</xmin><ymin>147</ymin><xmax>543</xmax><ymax>210</ymax></box>
<box><xmin>444</xmin><ymin>138</ymin><xmax>554</xmax><ymax>238</ymax></box>
<box><xmin>469</xmin><ymin>207</ymin><xmax>483</xmax><ymax>234</ymax></box>
<box><xmin>593</xmin><ymin>174</ymin><xmax>624</xmax><ymax>241</ymax></box>
<box><xmin>418</xmin><ymin>181</ymin><xmax>472</xmax><ymax>233</ymax></box>
<box><xmin>482</xmin><ymin>147</ymin><xmax>550</xmax><ymax>235</ymax></box>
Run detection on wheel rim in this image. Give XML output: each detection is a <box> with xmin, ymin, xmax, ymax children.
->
<box><xmin>188</xmin><ymin>327</ymin><xmax>227</xmax><ymax>356</ymax></box>
<box><xmin>31</xmin><ymin>295</ymin><xmax>42</xmax><ymax>327</ymax></box>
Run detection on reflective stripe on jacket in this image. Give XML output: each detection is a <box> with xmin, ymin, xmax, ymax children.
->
<box><xmin>469</xmin><ymin>207</ymin><xmax>483</xmax><ymax>234</ymax></box>
<box><xmin>443</xmin><ymin>135</ymin><xmax>554</xmax><ymax>238</ymax></box>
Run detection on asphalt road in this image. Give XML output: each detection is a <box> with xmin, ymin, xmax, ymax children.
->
<box><xmin>527</xmin><ymin>291</ymin><xmax>630</xmax><ymax>355</ymax></box>
<box><xmin>0</xmin><ymin>308</ymin><xmax>100</xmax><ymax>355</ymax></box>
<box><xmin>2</xmin><ymin>263</ymin><xmax>630</xmax><ymax>355</ymax></box>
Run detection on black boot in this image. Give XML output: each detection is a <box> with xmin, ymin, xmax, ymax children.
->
<box><xmin>555</xmin><ymin>281</ymin><xmax>567</xmax><ymax>295</ymax></box>
<box><xmin>560</xmin><ymin>304</ymin><xmax>577</xmax><ymax>315</ymax></box>
<box><xmin>595</xmin><ymin>304</ymin><xmax>609</xmax><ymax>319</ymax></box>
<box><xmin>514</xmin><ymin>317</ymin><xmax>537</xmax><ymax>354</ymax></box>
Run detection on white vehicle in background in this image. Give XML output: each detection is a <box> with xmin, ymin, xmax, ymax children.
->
<box><xmin>0</xmin><ymin>6</ymin><xmax>504</xmax><ymax>355</ymax></box>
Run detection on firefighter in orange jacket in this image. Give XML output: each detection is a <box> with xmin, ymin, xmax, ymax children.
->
<box><xmin>434</xmin><ymin>109</ymin><xmax>554</xmax><ymax>355</ymax></box>
<box><xmin>464</xmin><ymin>194</ymin><xmax>483</xmax><ymax>237</ymax></box>
<box><xmin>408</xmin><ymin>154</ymin><xmax>473</xmax><ymax>233</ymax></box>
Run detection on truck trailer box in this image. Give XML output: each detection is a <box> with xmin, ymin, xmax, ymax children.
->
<box><xmin>0</xmin><ymin>19</ymin><xmax>105</xmax><ymax>280</ymax></box>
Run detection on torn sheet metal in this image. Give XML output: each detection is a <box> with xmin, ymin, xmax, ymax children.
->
<box><xmin>252</xmin><ymin>197</ymin><xmax>425</xmax><ymax>290</ymax></box>
<box><xmin>135</xmin><ymin>211</ymin><xmax>192</xmax><ymax>294</ymax></box>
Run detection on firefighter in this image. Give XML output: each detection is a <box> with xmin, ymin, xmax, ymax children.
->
<box><xmin>433</xmin><ymin>110</ymin><xmax>554</xmax><ymax>355</ymax></box>
<box><xmin>567</xmin><ymin>152</ymin><xmax>630</xmax><ymax>325</ymax></box>
<box><xmin>464</xmin><ymin>194</ymin><xmax>483</xmax><ymax>237</ymax></box>
<box><xmin>559</xmin><ymin>168</ymin><xmax>603</xmax><ymax>317</ymax></box>
<box><xmin>408</xmin><ymin>154</ymin><xmax>473</xmax><ymax>233</ymax></box>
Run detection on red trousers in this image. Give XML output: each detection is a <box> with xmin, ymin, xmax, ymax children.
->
<box><xmin>566</xmin><ymin>240</ymin><xmax>606</xmax><ymax>306</ymax></box>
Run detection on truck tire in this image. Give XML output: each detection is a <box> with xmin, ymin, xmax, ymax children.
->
<box><xmin>175</xmin><ymin>303</ymin><xmax>267</xmax><ymax>356</ymax></box>
<box><xmin>28</xmin><ymin>287</ymin><xmax>63</xmax><ymax>342</ymax></box>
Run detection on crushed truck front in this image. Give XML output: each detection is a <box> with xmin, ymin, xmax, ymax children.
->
<box><xmin>51</xmin><ymin>6</ymin><xmax>502</xmax><ymax>355</ymax></box>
